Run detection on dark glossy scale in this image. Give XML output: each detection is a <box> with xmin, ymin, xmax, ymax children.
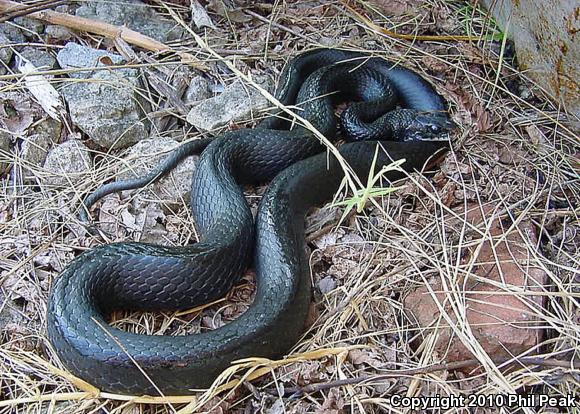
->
<box><xmin>47</xmin><ymin>49</ymin><xmax>453</xmax><ymax>395</ymax></box>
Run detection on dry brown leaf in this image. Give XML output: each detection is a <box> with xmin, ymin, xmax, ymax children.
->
<box><xmin>0</xmin><ymin>94</ymin><xmax>34</xmax><ymax>134</ymax></box>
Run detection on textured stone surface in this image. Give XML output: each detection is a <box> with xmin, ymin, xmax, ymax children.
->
<box><xmin>20</xmin><ymin>118</ymin><xmax>62</xmax><ymax>170</ymax></box>
<box><xmin>186</xmin><ymin>80</ymin><xmax>270</xmax><ymax>132</ymax></box>
<box><xmin>76</xmin><ymin>0</ymin><xmax>184</xmax><ymax>43</ymax></box>
<box><xmin>0</xmin><ymin>128</ymin><xmax>12</xmax><ymax>175</ymax></box>
<box><xmin>117</xmin><ymin>137</ymin><xmax>198</xmax><ymax>205</ymax></box>
<box><xmin>20</xmin><ymin>46</ymin><xmax>57</xmax><ymax>71</ymax></box>
<box><xmin>184</xmin><ymin>75</ymin><xmax>212</xmax><ymax>105</ymax></box>
<box><xmin>0</xmin><ymin>33</ymin><xmax>13</xmax><ymax>75</ymax></box>
<box><xmin>44</xmin><ymin>25</ymin><xmax>73</xmax><ymax>41</ymax></box>
<box><xmin>57</xmin><ymin>43</ymin><xmax>149</xmax><ymax>149</ymax></box>
<box><xmin>0</xmin><ymin>22</ymin><xmax>25</xmax><ymax>43</ymax></box>
<box><xmin>13</xmin><ymin>17</ymin><xmax>45</xmax><ymax>37</ymax></box>
<box><xmin>479</xmin><ymin>0</ymin><xmax>579</xmax><ymax>118</ymax></box>
<box><xmin>42</xmin><ymin>140</ymin><xmax>92</xmax><ymax>186</ymax></box>
<box><xmin>56</xmin><ymin>42</ymin><xmax>124</xmax><ymax>79</ymax></box>
<box><xmin>21</xmin><ymin>133</ymin><xmax>53</xmax><ymax>171</ymax></box>
<box><xmin>405</xmin><ymin>203</ymin><xmax>547</xmax><ymax>365</ymax></box>
<box><xmin>0</xmin><ymin>293</ymin><xmax>24</xmax><ymax>332</ymax></box>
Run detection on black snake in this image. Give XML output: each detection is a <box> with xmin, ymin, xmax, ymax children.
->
<box><xmin>47</xmin><ymin>49</ymin><xmax>454</xmax><ymax>395</ymax></box>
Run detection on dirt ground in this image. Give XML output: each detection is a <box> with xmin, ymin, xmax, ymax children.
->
<box><xmin>0</xmin><ymin>0</ymin><xmax>578</xmax><ymax>413</ymax></box>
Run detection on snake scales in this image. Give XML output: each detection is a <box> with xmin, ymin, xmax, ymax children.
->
<box><xmin>47</xmin><ymin>49</ymin><xmax>454</xmax><ymax>395</ymax></box>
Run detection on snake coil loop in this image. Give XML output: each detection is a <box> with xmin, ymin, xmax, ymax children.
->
<box><xmin>47</xmin><ymin>49</ymin><xmax>453</xmax><ymax>395</ymax></box>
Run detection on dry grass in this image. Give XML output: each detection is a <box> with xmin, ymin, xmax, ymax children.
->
<box><xmin>0</xmin><ymin>0</ymin><xmax>579</xmax><ymax>413</ymax></box>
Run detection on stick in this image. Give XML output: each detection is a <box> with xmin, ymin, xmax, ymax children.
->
<box><xmin>275</xmin><ymin>357</ymin><xmax>576</xmax><ymax>396</ymax></box>
<box><xmin>0</xmin><ymin>0</ymin><xmax>206</xmax><ymax>70</ymax></box>
<box><xmin>0</xmin><ymin>0</ymin><xmax>65</xmax><ymax>23</ymax></box>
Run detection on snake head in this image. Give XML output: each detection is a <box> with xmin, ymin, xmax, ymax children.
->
<box><xmin>403</xmin><ymin>113</ymin><xmax>456</xmax><ymax>141</ymax></box>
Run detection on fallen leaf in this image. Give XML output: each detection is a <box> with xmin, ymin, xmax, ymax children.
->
<box><xmin>0</xmin><ymin>94</ymin><xmax>34</xmax><ymax>134</ymax></box>
<box><xmin>17</xmin><ymin>56</ymin><xmax>65</xmax><ymax>121</ymax></box>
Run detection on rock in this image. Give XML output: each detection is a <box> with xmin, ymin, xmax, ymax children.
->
<box><xmin>75</xmin><ymin>0</ymin><xmax>184</xmax><ymax>43</ymax></box>
<box><xmin>42</xmin><ymin>140</ymin><xmax>92</xmax><ymax>187</ymax></box>
<box><xmin>19</xmin><ymin>46</ymin><xmax>57</xmax><ymax>71</ymax></box>
<box><xmin>0</xmin><ymin>129</ymin><xmax>12</xmax><ymax>175</ymax></box>
<box><xmin>56</xmin><ymin>42</ymin><xmax>124</xmax><ymax>79</ymax></box>
<box><xmin>479</xmin><ymin>0</ymin><xmax>579</xmax><ymax>119</ymax></box>
<box><xmin>20</xmin><ymin>119</ymin><xmax>62</xmax><ymax>171</ymax></box>
<box><xmin>404</xmin><ymin>203</ymin><xmax>547</xmax><ymax>366</ymax></box>
<box><xmin>13</xmin><ymin>17</ymin><xmax>45</xmax><ymax>37</ymax></box>
<box><xmin>57</xmin><ymin>43</ymin><xmax>149</xmax><ymax>149</ymax></box>
<box><xmin>0</xmin><ymin>23</ymin><xmax>25</xmax><ymax>43</ymax></box>
<box><xmin>317</xmin><ymin>276</ymin><xmax>337</xmax><ymax>294</ymax></box>
<box><xmin>61</xmin><ymin>75</ymin><xmax>149</xmax><ymax>149</ymax></box>
<box><xmin>44</xmin><ymin>25</ymin><xmax>73</xmax><ymax>41</ymax></box>
<box><xmin>186</xmin><ymin>80</ymin><xmax>270</xmax><ymax>132</ymax></box>
<box><xmin>117</xmin><ymin>137</ymin><xmax>198</xmax><ymax>205</ymax></box>
<box><xmin>184</xmin><ymin>76</ymin><xmax>212</xmax><ymax>105</ymax></box>
<box><xmin>0</xmin><ymin>293</ymin><xmax>24</xmax><ymax>332</ymax></box>
<box><xmin>0</xmin><ymin>24</ymin><xmax>23</xmax><ymax>72</ymax></box>
<box><xmin>30</xmin><ymin>117</ymin><xmax>62</xmax><ymax>140</ymax></box>
<box><xmin>54</xmin><ymin>4</ymin><xmax>74</xmax><ymax>13</ymax></box>
<box><xmin>0</xmin><ymin>33</ymin><xmax>13</xmax><ymax>75</ymax></box>
<box><xmin>21</xmin><ymin>133</ymin><xmax>54</xmax><ymax>172</ymax></box>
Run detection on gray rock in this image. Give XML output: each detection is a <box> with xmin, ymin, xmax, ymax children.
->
<box><xmin>317</xmin><ymin>276</ymin><xmax>337</xmax><ymax>294</ymax></box>
<box><xmin>76</xmin><ymin>0</ymin><xmax>184</xmax><ymax>43</ymax></box>
<box><xmin>186</xmin><ymin>80</ymin><xmax>270</xmax><ymax>132</ymax></box>
<box><xmin>0</xmin><ymin>129</ymin><xmax>12</xmax><ymax>175</ymax></box>
<box><xmin>0</xmin><ymin>23</ymin><xmax>23</xmax><ymax>75</ymax></box>
<box><xmin>184</xmin><ymin>76</ymin><xmax>212</xmax><ymax>105</ymax></box>
<box><xmin>44</xmin><ymin>25</ymin><xmax>73</xmax><ymax>41</ymax></box>
<box><xmin>30</xmin><ymin>117</ymin><xmax>62</xmax><ymax>139</ymax></box>
<box><xmin>13</xmin><ymin>17</ymin><xmax>45</xmax><ymax>37</ymax></box>
<box><xmin>43</xmin><ymin>140</ymin><xmax>92</xmax><ymax>187</ymax></box>
<box><xmin>56</xmin><ymin>42</ymin><xmax>124</xmax><ymax>79</ymax></box>
<box><xmin>57</xmin><ymin>43</ymin><xmax>149</xmax><ymax>149</ymax></box>
<box><xmin>0</xmin><ymin>33</ymin><xmax>12</xmax><ymax>75</ymax></box>
<box><xmin>21</xmin><ymin>133</ymin><xmax>53</xmax><ymax>171</ymax></box>
<box><xmin>61</xmin><ymin>74</ymin><xmax>149</xmax><ymax>149</ymax></box>
<box><xmin>20</xmin><ymin>119</ymin><xmax>62</xmax><ymax>169</ymax></box>
<box><xmin>0</xmin><ymin>293</ymin><xmax>24</xmax><ymax>332</ymax></box>
<box><xmin>0</xmin><ymin>22</ymin><xmax>25</xmax><ymax>43</ymax></box>
<box><xmin>19</xmin><ymin>46</ymin><xmax>57</xmax><ymax>71</ymax></box>
<box><xmin>117</xmin><ymin>137</ymin><xmax>198</xmax><ymax>205</ymax></box>
<box><xmin>55</xmin><ymin>4</ymin><xmax>74</xmax><ymax>13</ymax></box>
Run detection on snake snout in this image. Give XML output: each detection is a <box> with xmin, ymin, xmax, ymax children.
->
<box><xmin>404</xmin><ymin>113</ymin><xmax>456</xmax><ymax>141</ymax></box>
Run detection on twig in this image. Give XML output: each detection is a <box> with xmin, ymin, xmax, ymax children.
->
<box><xmin>0</xmin><ymin>0</ymin><xmax>65</xmax><ymax>23</ymax></box>
<box><xmin>0</xmin><ymin>0</ymin><xmax>166</xmax><ymax>51</ymax></box>
<box><xmin>275</xmin><ymin>357</ymin><xmax>576</xmax><ymax>396</ymax></box>
<box><xmin>0</xmin><ymin>0</ymin><xmax>205</xmax><ymax>70</ymax></box>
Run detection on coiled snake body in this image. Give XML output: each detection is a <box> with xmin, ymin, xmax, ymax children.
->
<box><xmin>47</xmin><ymin>49</ymin><xmax>453</xmax><ymax>395</ymax></box>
